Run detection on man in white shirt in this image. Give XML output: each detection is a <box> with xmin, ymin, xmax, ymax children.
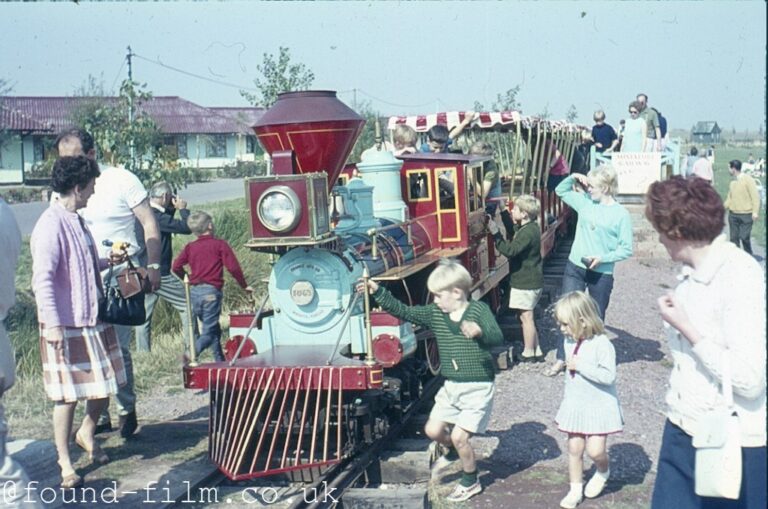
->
<box><xmin>0</xmin><ymin>198</ymin><xmax>42</xmax><ymax>508</ymax></box>
<box><xmin>56</xmin><ymin>128</ymin><xmax>161</xmax><ymax>439</ymax></box>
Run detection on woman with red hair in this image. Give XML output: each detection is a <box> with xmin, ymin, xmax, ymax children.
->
<box><xmin>646</xmin><ymin>176</ymin><xmax>766</xmax><ymax>509</ymax></box>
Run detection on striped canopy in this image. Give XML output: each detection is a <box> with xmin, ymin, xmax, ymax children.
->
<box><xmin>387</xmin><ymin>111</ymin><xmax>583</xmax><ymax>132</ymax></box>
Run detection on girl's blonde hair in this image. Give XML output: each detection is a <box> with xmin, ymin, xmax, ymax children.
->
<box><xmin>554</xmin><ymin>291</ymin><xmax>605</xmax><ymax>340</ymax></box>
<box><xmin>427</xmin><ymin>258</ymin><xmax>472</xmax><ymax>297</ymax></box>
<box><xmin>587</xmin><ymin>165</ymin><xmax>619</xmax><ymax>196</ymax></box>
<box><xmin>393</xmin><ymin>124</ymin><xmax>417</xmax><ymax>146</ymax></box>
<box><xmin>513</xmin><ymin>194</ymin><xmax>540</xmax><ymax>221</ymax></box>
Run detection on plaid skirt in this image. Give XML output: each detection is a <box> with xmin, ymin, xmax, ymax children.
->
<box><xmin>40</xmin><ymin>323</ymin><xmax>127</xmax><ymax>403</ymax></box>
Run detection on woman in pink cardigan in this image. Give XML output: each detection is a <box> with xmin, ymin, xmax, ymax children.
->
<box><xmin>31</xmin><ymin>156</ymin><xmax>127</xmax><ymax>488</ymax></box>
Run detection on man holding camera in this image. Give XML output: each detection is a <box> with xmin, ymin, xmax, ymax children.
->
<box><xmin>134</xmin><ymin>182</ymin><xmax>195</xmax><ymax>352</ymax></box>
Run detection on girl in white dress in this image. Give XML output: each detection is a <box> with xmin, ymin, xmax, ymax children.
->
<box><xmin>554</xmin><ymin>291</ymin><xmax>623</xmax><ymax>509</ymax></box>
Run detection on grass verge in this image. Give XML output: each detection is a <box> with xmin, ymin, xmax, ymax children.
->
<box><xmin>3</xmin><ymin>196</ymin><xmax>270</xmax><ymax>439</ymax></box>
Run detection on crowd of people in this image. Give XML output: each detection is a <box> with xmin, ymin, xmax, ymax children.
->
<box><xmin>0</xmin><ymin>127</ymin><xmax>252</xmax><ymax>498</ymax></box>
<box><xmin>0</xmin><ymin>115</ymin><xmax>764</xmax><ymax>509</ymax></box>
<box><xmin>379</xmin><ymin>109</ymin><xmax>764</xmax><ymax>507</ymax></box>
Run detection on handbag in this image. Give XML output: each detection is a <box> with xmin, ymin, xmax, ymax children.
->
<box><xmin>693</xmin><ymin>358</ymin><xmax>742</xmax><ymax>500</ymax></box>
<box><xmin>98</xmin><ymin>258</ymin><xmax>147</xmax><ymax>326</ymax></box>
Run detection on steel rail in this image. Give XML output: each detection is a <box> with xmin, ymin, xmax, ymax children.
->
<box><xmin>287</xmin><ymin>375</ymin><xmax>442</xmax><ymax>509</ymax></box>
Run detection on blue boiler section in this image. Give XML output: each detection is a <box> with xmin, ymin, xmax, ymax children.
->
<box><xmin>249</xmin><ymin>221</ymin><xmax>418</xmax><ymax>358</ymax></box>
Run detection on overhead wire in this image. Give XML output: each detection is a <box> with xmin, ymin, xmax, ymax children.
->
<box><xmin>353</xmin><ymin>89</ymin><xmax>437</xmax><ymax>109</ymax></box>
<box><xmin>129</xmin><ymin>52</ymin><xmax>447</xmax><ymax>112</ymax></box>
<box><xmin>132</xmin><ymin>52</ymin><xmax>259</xmax><ymax>91</ymax></box>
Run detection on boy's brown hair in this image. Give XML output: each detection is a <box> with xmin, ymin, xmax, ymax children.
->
<box><xmin>187</xmin><ymin>211</ymin><xmax>213</xmax><ymax>235</ymax></box>
<box><xmin>514</xmin><ymin>194</ymin><xmax>540</xmax><ymax>221</ymax></box>
<box><xmin>469</xmin><ymin>141</ymin><xmax>494</xmax><ymax>156</ymax></box>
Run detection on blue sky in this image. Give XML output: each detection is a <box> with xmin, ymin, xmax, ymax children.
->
<box><xmin>1</xmin><ymin>1</ymin><xmax>765</xmax><ymax>131</ymax></box>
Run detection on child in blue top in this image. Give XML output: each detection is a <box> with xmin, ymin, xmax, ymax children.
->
<box><xmin>554</xmin><ymin>291</ymin><xmax>623</xmax><ymax>508</ymax></box>
<box><xmin>545</xmin><ymin>166</ymin><xmax>633</xmax><ymax>377</ymax></box>
<box><xmin>419</xmin><ymin>112</ymin><xmax>477</xmax><ymax>153</ymax></box>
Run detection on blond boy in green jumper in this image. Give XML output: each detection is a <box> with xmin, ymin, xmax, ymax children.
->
<box><xmin>359</xmin><ymin>259</ymin><xmax>503</xmax><ymax>502</ymax></box>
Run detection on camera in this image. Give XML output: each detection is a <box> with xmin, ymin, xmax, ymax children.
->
<box><xmin>581</xmin><ymin>256</ymin><xmax>594</xmax><ymax>268</ymax></box>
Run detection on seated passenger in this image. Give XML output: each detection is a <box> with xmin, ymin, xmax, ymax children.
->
<box><xmin>469</xmin><ymin>141</ymin><xmax>502</xmax><ymax>215</ymax></box>
<box><xmin>420</xmin><ymin>112</ymin><xmax>477</xmax><ymax>153</ymax></box>
<box><xmin>393</xmin><ymin>124</ymin><xmax>418</xmax><ymax>156</ymax></box>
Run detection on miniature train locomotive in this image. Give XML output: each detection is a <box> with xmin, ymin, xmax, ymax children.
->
<box><xmin>183</xmin><ymin>91</ymin><xmax>578</xmax><ymax>481</ymax></box>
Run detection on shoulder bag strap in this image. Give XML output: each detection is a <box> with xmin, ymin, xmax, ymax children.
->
<box><xmin>721</xmin><ymin>356</ymin><xmax>734</xmax><ymax>412</ymax></box>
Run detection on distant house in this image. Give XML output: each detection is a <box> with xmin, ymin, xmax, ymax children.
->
<box><xmin>0</xmin><ymin>96</ymin><xmax>264</xmax><ymax>184</ymax></box>
<box><xmin>691</xmin><ymin>121</ymin><xmax>721</xmax><ymax>144</ymax></box>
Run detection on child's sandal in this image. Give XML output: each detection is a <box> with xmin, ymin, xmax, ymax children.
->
<box><xmin>544</xmin><ymin>361</ymin><xmax>565</xmax><ymax>377</ymax></box>
<box><xmin>61</xmin><ymin>472</ymin><xmax>83</xmax><ymax>489</ymax></box>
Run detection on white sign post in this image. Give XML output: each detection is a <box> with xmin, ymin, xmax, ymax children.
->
<box><xmin>611</xmin><ymin>152</ymin><xmax>662</xmax><ymax>195</ymax></box>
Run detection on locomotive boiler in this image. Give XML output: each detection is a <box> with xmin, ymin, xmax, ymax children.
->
<box><xmin>183</xmin><ymin>91</ymin><xmax>511</xmax><ymax>481</ymax></box>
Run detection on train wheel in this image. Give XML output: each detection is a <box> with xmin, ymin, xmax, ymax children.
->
<box><xmin>425</xmin><ymin>335</ymin><xmax>441</xmax><ymax>375</ymax></box>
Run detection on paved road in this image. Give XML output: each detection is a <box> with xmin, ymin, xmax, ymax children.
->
<box><xmin>9</xmin><ymin>178</ymin><xmax>247</xmax><ymax>236</ymax></box>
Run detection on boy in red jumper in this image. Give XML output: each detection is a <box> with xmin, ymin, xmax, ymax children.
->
<box><xmin>172</xmin><ymin>211</ymin><xmax>251</xmax><ymax>361</ymax></box>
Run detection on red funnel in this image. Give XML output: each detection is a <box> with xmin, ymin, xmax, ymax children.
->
<box><xmin>253</xmin><ymin>91</ymin><xmax>365</xmax><ymax>186</ymax></box>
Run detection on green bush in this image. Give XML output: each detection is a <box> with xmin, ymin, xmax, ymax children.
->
<box><xmin>217</xmin><ymin>160</ymin><xmax>266</xmax><ymax>179</ymax></box>
<box><xmin>0</xmin><ymin>187</ymin><xmax>46</xmax><ymax>204</ymax></box>
<box><xmin>8</xmin><ymin>197</ymin><xmax>270</xmax><ymax>382</ymax></box>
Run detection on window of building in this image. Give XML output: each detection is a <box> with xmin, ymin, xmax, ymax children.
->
<box><xmin>207</xmin><ymin>135</ymin><xmax>227</xmax><ymax>158</ymax></box>
<box><xmin>246</xmin><ymin>136</ymin><xmax>259</xmax><ymax>154</ymax></box>
<box><xmin>176</xmin><ymin>136</ymin><xmax>188</xmax><ymax>159</ymax></box>
<box><xmin>32</xmin><ymin>137</ymin><xmax>53</xmax><ymax>163</ymax></box>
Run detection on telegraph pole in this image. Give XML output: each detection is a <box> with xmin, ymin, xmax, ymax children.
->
<box><xmin>126</xmin><ymin>46</ymin><xmax>136</xmax><ymax>170</ymax></box>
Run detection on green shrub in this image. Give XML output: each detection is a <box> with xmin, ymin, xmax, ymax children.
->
<box><xmin>217</xmin><ymin>160</ymin><xmax>266</xmax><ymax>179</ymax></box>
<box><xmin>0</xmin><ymin>187</ymin><xmax>46</xmax><ymax>204</ymax></box>
<box><xmin>8</xmin><ymin>197</ymin><xmax>271</xmax><ymax>383</ymax></box>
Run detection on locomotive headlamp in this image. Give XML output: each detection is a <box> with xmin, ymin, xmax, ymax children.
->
<box><xmin>257</xmin><ymin>186</ymin><xmax>301</xmax><ymax>232</ymax></box>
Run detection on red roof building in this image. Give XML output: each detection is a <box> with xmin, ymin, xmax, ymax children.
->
<box><xmin>0</xmin><ymin>96</ymin><xmax>265</xmax><ymax>184</ymax></box>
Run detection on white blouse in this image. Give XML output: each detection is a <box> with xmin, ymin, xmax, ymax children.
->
<box><xmin>664</xmin><ymin>236</ymin><xmax>766</xmax><ymax>447</ymax></box>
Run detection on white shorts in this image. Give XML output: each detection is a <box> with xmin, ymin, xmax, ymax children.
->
<box><xmin>429</xmin><ymin>380</ymin><xmax>495</xmax><ymax>434</ymax></box>
<box><xmin>508</xmin><ymin>288</ymin><xmax>543</xmax><ymax>311</ymax></box>
<box><xmin>644</xmin><ymin>137</ymin><xmax>659</xmax><ymax>152</ymax></box>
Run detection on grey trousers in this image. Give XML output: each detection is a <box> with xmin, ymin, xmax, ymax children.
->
<box><xmin>0</xmin><ymin>405</ymin><xmax>41</xmax><ymax>508</ymax></box>
<box><xmin>134</xmin><ymin>274</ymin><xmax>195</xmax><ymax>352</ymax></box>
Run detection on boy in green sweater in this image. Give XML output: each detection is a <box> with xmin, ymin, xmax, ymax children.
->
<box><xmin>358</xmin><ymin>259</ymin><xmax>503</xmax><ymax>502</ymax></box>
<box><xmin>488</xmin><ymin>195</ymin><xmax>544</xmax><ymax>362</ymax></box>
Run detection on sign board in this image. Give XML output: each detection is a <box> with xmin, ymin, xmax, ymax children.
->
<box><xmin>611</xmin><ymin>152</ymin><xmax>662</xmax><ymax>195</ymax></box>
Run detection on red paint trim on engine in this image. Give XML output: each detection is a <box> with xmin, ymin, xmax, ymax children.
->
<box><xmin>185</xmin><ymin>364</ymin><xmax>384</xmax><ymax>391</ymax></box>
<box><xmin>370</xmin><ymin>311</ymin><xmax>402</xmax><ymax>326</ymax></box>
<box><xmin>230</xmin><ymin>313</ymin><xmax>255</xmax><ymax>328</ymax></box>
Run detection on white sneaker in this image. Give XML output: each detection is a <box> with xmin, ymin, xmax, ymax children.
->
<box><xmin>446</xmin><ymin>481</ymin><xmax>482</xmax><ymax>502</ymax></box>
<box><xmin>428</xmin><ymin>441</ymin><xmax>457</xmax><ymax>471</ymax></box>
<box><xmin>559</xmin><ymin>490</ymin><xmax>583</xmax><ymax>509</ymax></box>
<box><xmin>584</xmin><ymin>470</ymin><xmax>609</xmax><ymax>498</ymax></box>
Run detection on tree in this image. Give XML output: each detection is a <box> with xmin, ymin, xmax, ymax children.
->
<box><xmin>70</xmin><ymin>79</ymin><xmax>179</xmax><ymax>187</ymax></box>
<box><xmin>347</xmin><ymin>100</ymin><xmax>382</xmax><ymax>164</ymax></box>
<box><xmin>565</xmin><ymin>104</ymin><xmax>578</xmax><ymax>123</ymax></box>
<box><xmin>474</xmin><ymin>86</ymin><xmax>522</xmax><ymax>112</ymax></box>
<box><xmin>240</xmin><ymin>47</ymin><xmax>315</xmax><ymax>108</ymax></box>
<box><xmin>73</xmin><ymin>73</ymin><xmax>111</xmax><ymax>97</ymax></box>
<box><xmin>538</xmin><ymin>104</ymin><xmax>551</xmax><ymax>120</ymax></box>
